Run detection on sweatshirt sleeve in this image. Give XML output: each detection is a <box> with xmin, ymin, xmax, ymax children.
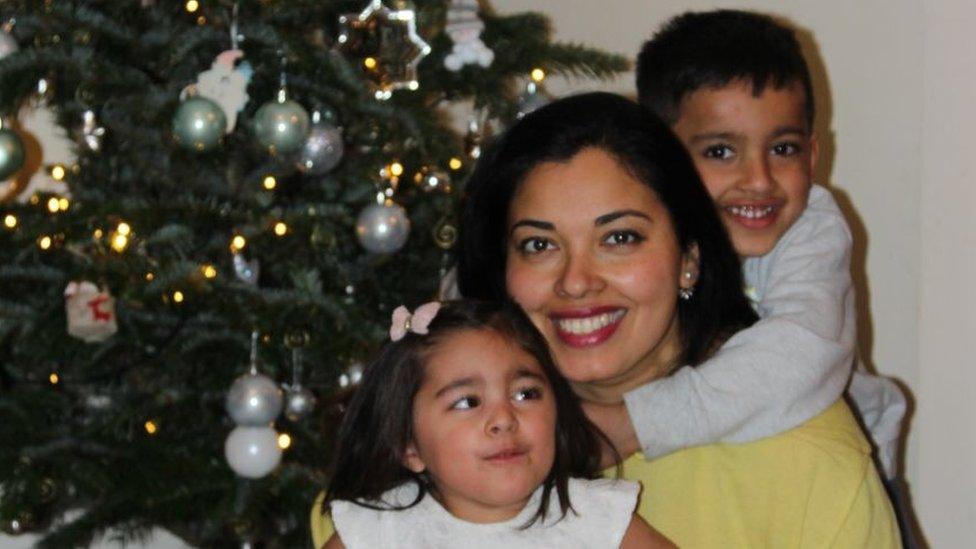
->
<box><xmin>624</xmin><ymin>186</ymin><xmax>856</xmax><ymax>458</ymax></box>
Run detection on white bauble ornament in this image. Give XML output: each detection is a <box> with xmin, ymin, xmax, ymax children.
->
<box><xmin>224</xmin><ymin>426</ymin><xmax>282</xmax><ymax>478</ymax></box>
<box><xmin>355</xmin><ymin>201</ymin><xmax>410</xmax><ymax>254</ymax></box>
<box><xmin>225</xmin><ymin>372</ymin><xmax>283</xmax><ymax>426</ymax></box>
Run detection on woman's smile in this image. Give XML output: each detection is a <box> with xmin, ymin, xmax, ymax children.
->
<box><xmin>549</xmin><ymin>307</ymin><xmax>626</xmax><ymax>347</ymax></box>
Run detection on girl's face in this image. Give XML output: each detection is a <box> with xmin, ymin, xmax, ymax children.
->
<box><xmin>403</xmin><ymin>328</ymin><xmax>557</xmax><ymax>523</ymax></box>
<box><xmin>505</xmin><ymin>148</ymin><xmax>698</xmax><ymax>393</ymax></box>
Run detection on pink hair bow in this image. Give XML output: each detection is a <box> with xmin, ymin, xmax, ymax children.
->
<box><xmin>389</xmin><ymin>302</ymin><xmax>441</xmax><ymax>341</ymax></box>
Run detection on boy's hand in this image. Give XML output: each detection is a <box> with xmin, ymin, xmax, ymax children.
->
<box><xmin>582</xmin><ymin>400</ymin><xmax>641</xmax><ymax>467</ymax></box>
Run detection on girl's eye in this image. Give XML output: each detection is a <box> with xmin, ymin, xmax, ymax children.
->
<box><xmin>771</xmin><ymin>142</ymin><xmax>801</xmax><ymax>156</ymax></box>
<box><xmin>517</xmin><ymin>237</ymin><xmax>555</xmax><ymax>254</ymax></box>
<box><xmin>603</xmin><ymin>230</ymin><xmax>645</xmax><ymax>246</ymax></box>
<box><xmin>450</xmin><ymin>396</ymin><xmax>480</xmax><ymax>410</ymax></box>
<box><xmin>703</xmin><ymin>144</ymin><xmax>735</xmax><ymax>160</ymax></box>
<box><xmin>513</xmin><ymin>386</ymin><xmax>543</xmax><ymax>402</ymax></box>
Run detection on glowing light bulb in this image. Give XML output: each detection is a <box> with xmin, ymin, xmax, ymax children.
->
<box><xmin>448</xmin><ymin>157</ymin><xmax>463</xmax><ymax>170</ymax></box>
<box><xmin>364</xmin><ymin>57</ymin><xmax>378</xmax><ymax>69</ymax></box>
<box><xmin>531</xmin><ymin>68</ymin><xmax>546</xmax><ymax>82</ymax></box>
<box><xmin>389</xmin><ymin>161</ymin><xmax>404</xmax><ymax>177</ymax></box>
<box><xmin>51</xmin><ymin>165</ymin><xmax>66</xmax><ymax>181</ymax></box>
<box><xmin>49</xmin><ymin>373</ymin><xmax>59</xmax><ymax>384</ymax></box>
<box><xmin>111</xmin><ymin>233</ymin><xmax>129</xmax><ymax>252</ymax></box>
<box><xmin>263</xmin><ymin>175</ymin><xmax>277</xmax><ymax>190</ymax></box>
<box><xmin>274</xmin><ymin>222</ymin><xmax>287</xmax><ymax>236</ymax></box>
<box><xmin>93</xmin><ymin>229</ymin><xmax>104</xmax><ymax>239</ymax></box>
<box><xmin>185</xmin><ymin>0</ymin><xmax>199</xmax><ymax>13</ymax></box>
<box><xmin>145</xmin><ymin>272</ymin><xmax>154</xmax><ymax>281</ymax></box>
<box><xmin>3</xmin><ymin>214</ymin><xmax>16</xmax><ymax>229</ymax></box>
<box><xmin>47</xmin><ymin>197</ymin><xmax>61</xmax><ymax>213</ymax></box>
<box><xmin>58</xmin><ymin>198</ymin><xmax>69</xmax><ymax>211</ymax></box>
<box><xmin>38</xmin><ymin>236</ymin><xmax>52</xmax><ymax>250</ymax></box>
<box><xmin>202</xmin><ymin>265</ymin><xmax>217</xmax><ymax>279</ymax></box>
<box><xmin>230</xmin><ymin>235</ymin><xmax>246</xmax><ymax>251</ymax></box>
<box><xmin>145</xmin><ymin>420</ymin><xmax>158</xmax><ymax>434</ymax></box>
<box><xmin>277</xmin><ymin>433</ymin><xmax>292</xmax><ymax>449</ymax></box>
<box><xmin>117</xmin><ymin>222</ymin><xmax>131</xmax><ymax>236</ymax></box>
<box><xmin>172</xmin><ymin>291</ymin><xmax>184</xmax><ymax>303</ymax></box>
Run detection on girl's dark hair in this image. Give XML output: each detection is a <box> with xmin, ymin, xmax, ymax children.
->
<box><xmin>457</xmin><ymin>92</ymin><xmax>757</xmax><ymax>367</ymax></box>
<box><xmin>636</xmin><ymin>9</ymin><xmax>815</xmax><ymax>128</ymax></box>
<box><xmin>324</xmin><ymin>300</ymin><xmax>607</xmax><ymax>526</ymax></box>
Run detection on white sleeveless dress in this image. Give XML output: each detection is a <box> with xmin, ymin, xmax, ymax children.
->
<box><xmin>330</xmin><ymin>477</ymin><xmax>639</xmax><ymax>548</ymax></box>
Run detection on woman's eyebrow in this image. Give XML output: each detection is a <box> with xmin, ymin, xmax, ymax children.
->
<box><xmin>509</xmin><ymin>219</ymin><xmax>554</xmax><ymax>234</ymax></box>
<box><xmin>595</xmin><ymin>210</ymin><xmax>651</xmax><ymax>226</ymax></box>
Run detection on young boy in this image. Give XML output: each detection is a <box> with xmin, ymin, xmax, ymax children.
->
<box><xmin>586</xmin><ymin>7</ymin><xmax>907</xmax><ymax>506</ymax></box>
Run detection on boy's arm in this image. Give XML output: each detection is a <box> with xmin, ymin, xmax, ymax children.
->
<box><xmin>621</xmin><ymin>187</ymin><xmax>855</xmax><ymax>458</ymax></box>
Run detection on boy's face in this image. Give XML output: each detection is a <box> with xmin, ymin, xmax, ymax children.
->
<box><xmin>671</xmin><ymin>80</ymin><xmax>818</xmax><ymax>257</ymax></box>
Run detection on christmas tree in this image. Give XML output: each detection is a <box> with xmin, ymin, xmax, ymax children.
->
<box><xmin>0</xmin><ymin>1</ymin><xmax>626</xmax><ymax>546</ymax></box>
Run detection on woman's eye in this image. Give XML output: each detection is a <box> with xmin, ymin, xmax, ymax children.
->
<box><xmin>703</xmin><ymin>144</ymin><xmax>734</xmax><ymax>160</ymax></box>
<box><xmin>517</xmin><ymin>237</ymin><xmax>554</xmax><ymax>254</ymax></box>
<box><xmin>514</xmin><ymin>387</ymin><xmax>543</xmax><ymax>401</ymax></box>
<box><xmin>771</xmin><ymin>142</ymin><xmax>801</xmax><ymax>156</ymax></box>
<box><xmin>451</xmin><ymin>396</ymin><xmax>480</xmax><ymax>410</ymax></box>
<box><xmin>603</xmin><ymin>230</ymin><xmax>645</xmax><ymax>246</ymax></box>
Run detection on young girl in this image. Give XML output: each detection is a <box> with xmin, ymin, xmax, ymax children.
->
<box><xmin>320</xmin><ymin>300</ymin><xmax>672</xmax><ymax>548</ymax></box>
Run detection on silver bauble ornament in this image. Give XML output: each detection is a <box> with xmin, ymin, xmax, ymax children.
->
<box><xmin>253</xmin><ymin>99</ymin><xmax>310</xmax><ymax>155</ymax></box>
<box><xmin>283</xmin><ymin>385</ymin><xmax>317</xmax><ymax>421</ymax></box>
<box><xmin>517</xmin><ymin>82</ymin><xmax>551</xmax><ymax>119</ymax></box>
<box><xmin>0</xmin><ymin>30</ymin><xmax>18</xmax><ymax>60</ymax></box>
<box><xmin>226</xmin><ymin>372</ymin><xmax>283</xmax><ymax>426</ymax></box>
<box><xmin>0</xmin><ymin>128</ymin><xmax>25</xmax><ymax>180</ymax></box>
<box><xmin>355</xmin><ymin>201</ymin><xmax>410</xmax><ymax>254</ymax></box>
<box><xmin>173</xmin><ymin>96</ymin><xmax>227</xmax><ymax>152</ymax></box>
<box><xmin>224</xmin><ymin>426</ymin><xmax>282</xmax><ymax>478</ymax></box>
<box><xmin>296</xmin><ymin>112</ymin><xmax>344</xmax><ymax>175</ymax></box>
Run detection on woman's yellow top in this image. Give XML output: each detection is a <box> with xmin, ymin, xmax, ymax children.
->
<box><xmin>311</xmin><ymin>400</ymin><xmax>900</xmax><ymax>548</ymax></box>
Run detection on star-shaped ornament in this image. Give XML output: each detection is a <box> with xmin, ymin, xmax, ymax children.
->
<box><xmin>338</xmin><ymin>1</ymin><xmax>432</xmax><ymax>100</ymax></box>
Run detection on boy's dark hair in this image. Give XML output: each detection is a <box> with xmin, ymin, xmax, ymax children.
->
<box><xmin>636</xmin><ymin>9</ymin><xmax>815</xmax><ymax>129</ymax></box>
<box><xmin>457</xmin><ymin>92</ymin><xmax>757</xmax><ymax>368</ymax></box>
<box><xmin>324</xmin><ymin>300</ymin><xmax>607</xmax><ymax>527</ymax></box>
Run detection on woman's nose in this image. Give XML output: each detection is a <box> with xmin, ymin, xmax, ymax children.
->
<box><xmin>555</xmin><ymin>251</ymin><xmax>604</xmax><ymax>298</ymax></box>
<box><xmin>486</xmin><ymin>403</ymin><xmax>518</xmax><ymax>435</ymax></box>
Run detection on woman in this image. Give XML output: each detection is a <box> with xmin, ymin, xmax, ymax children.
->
<box><xmin>455</xmin><ymin>92</ymin><xmax>899</xmax><ymax>547</ymax></box>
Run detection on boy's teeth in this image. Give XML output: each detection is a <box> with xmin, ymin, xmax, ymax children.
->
<box><xmin>727</xmin><ymin>205</ymin><xmax>774</xmax><ymax>219</ymax></box>
<box><xmin>556</xmin><ymin>311</ymin><xmax>624</xmax><ymax>334</ymax></box>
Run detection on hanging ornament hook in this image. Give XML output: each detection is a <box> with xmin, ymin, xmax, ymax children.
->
<box><xmin>229</xmin><ymin>2</ymin><xmax>242</xmax><ymax>49</ymax></box>
<box><xmin>277</xmin><ymin>49</ymin><xmax>288</xmax><ymax>103</ymax></box>
<box><xmin>248</xmin><ymin>330</ymin><xmax>259</xmax><ymax>375</ymax></box>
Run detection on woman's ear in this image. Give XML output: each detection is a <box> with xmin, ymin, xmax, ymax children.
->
<box><xmin>679</xmin><ymin>242</ymin><xmax>701</xmax><ymax>290</ymax></box>
<box><xmin>402</xmin><ymin>442</ymin><xmax>426</xmax><ymax>473</ymax></box>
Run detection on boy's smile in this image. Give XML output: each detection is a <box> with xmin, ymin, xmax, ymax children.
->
<box><xmin>671</xmin><ymin>80</ymin><xmax>818</xmax><ymax>257</ymax></box>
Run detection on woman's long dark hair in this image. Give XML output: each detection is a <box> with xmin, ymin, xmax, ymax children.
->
<box><xmin>324</xmin><ymin>300</ymin><xmax>608</xmax><ymax>526</ymax></box>
<box><xmin>457</xmin><ymin>92</ymin><xmax>757</xmax><ymax>367</ymax></box>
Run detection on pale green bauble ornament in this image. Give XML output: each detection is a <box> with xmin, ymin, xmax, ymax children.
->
<box><xmin>0</xmin><ymin>129</ymin><xmax>25</xmax><ymax>180</ymax></box>
<box><xmin>172</xmin><ymin>96</ymin><xmax>227</xmax><ymax>152</ymax></box>
<box><xmin>253</xmin><ymin>99</ymin><xmax>310</xmax><ymax>156</ymax></box>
